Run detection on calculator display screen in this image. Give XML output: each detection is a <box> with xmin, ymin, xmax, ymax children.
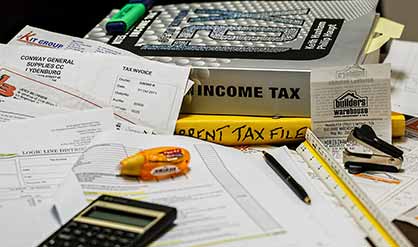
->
<box><xmin>85</xmin><ymin>206</ymin><xmax>156</xmax><ymax>228</ymax></box>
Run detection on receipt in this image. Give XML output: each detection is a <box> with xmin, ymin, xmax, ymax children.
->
<box><xmin>310</xmin><ymin>64</ymin><xmax>392</xmax><ymax>159</ymax></box>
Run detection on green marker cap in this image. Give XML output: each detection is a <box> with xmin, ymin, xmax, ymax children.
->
<box><xmin>106</xmin><ymin>3</ymin><xmax>146</xmax><ymax>33</ymax></box>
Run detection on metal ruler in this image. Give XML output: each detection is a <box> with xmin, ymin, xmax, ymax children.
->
<box><xmin>296</xmin><ymin>129</ymin><xmax>412</xmax><ymax>247</ymax></box>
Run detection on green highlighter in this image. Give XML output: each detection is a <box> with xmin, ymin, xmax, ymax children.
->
<box><xmin>106</xmin><ymin>3</ymin><xmax>146</xmax><ymax>34</ymax></box>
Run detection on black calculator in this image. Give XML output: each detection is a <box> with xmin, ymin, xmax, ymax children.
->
<box><xmin>38</xmin><ymin>195</ymin><xmax>177</xmax><ymax>247</ymax></box>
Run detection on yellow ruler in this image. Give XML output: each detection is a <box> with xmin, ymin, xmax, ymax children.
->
<box><xmin>296</xmin><ymin>129</ymin><xmax>412</xmax><ymax>247</ymax></box>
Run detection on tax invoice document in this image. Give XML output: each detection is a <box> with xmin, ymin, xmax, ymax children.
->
<box><xmin>57</xmin><ymin>131</ymin><xmax>350</xmax><ymax>247</ymax></box>
<box><xmin>0</xmin><ymin>65</ymin><xmax>156</xmax><ymax>132</ymax></box>
<box><xmin>0</xmin><ymin>42</ymin><xmax>191</xmax><ymax>134</ymax></box>
<box><xmin>8</xmin><ymin>25</ymin><xmax>194</xmax><ymax>94</ymax></box>
<box><xmin>0</xmin><ymin>65</ymin><xmax>140</xmax><ymax>124</ymax></box>
<box><xmin>0</xmin><ymin>108</ymin><xmax>114</xmax><ymax>207</ymax></box>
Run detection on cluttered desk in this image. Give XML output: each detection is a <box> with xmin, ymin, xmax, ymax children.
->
<box><xmin>1</xmin><ymin>0</ymin><xmax>418</xmax><ymax>246</ymax></box>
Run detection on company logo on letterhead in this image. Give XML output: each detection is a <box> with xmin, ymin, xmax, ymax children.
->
<box><xmin>0</xmin><ymin>74</ymin><xmax>16</xmax><ymax>97</ymax></box>
<box><xmin>334</xmin><ymin>90</ymin><xmax>368</xmax><ymax>117</ymax></box>
<box><xmin>17</xmin><ymin>31</ymin><xmax>64</xmax><ymax>49</ymax></box>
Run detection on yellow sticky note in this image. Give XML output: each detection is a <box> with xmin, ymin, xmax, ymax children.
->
<box><xmin>366</xmin><ymin>17</ymin><xmax>405</xmax><ymax>54</ymax></box>
<box><xmin>374</xmin><ymin>17</ymin><xmax>404</xmax><ymax>38</ymax></box>
<box><xmin>366</xmin><ymin>34</ymin><xmax>391</xmax><ymax>54</ymax></box>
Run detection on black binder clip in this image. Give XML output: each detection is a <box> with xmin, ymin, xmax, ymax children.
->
<box><xmin>343</xmin><ymin>125</ymin><xmax>403</xmax><ymax>174</ymax></box>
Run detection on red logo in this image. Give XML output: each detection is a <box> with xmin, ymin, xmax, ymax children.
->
<box><xmin>18</xmin><ymin>31</ymin><xmax>36</xmax><ymax>42</ymax></box>
<box><xmin>0</xmin><ymin>75</ymin><xmax>16</xmax><ymax>97</ymax></box>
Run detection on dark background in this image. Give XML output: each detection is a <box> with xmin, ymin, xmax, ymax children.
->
<box><xmin>3</xmin><ymin>1</ymin><xmax>118</xmax><ymax>43</ymax></box>
<box><xmin>1</xmin><ymin>0</ymin><xmax>213</xmax><ymax>43</ymax></box>
<box><xmin>1</xmin><ymin>0</ymin><xmax>195</xmax><ymax>43</ymax></box>
<box><xmin>1</xmin><ymin>0</ymin><xmax>382</xmax><ymax>44</ymax></box>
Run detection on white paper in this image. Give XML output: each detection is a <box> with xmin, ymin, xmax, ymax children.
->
<box><xmin>377</xmin><ymin>177</ymin><xmax>418</xmax><ymax>220</ymax></box>
<box><xmin>0</xmin><ymin>99</ymin><xmax>71</xmax><ymax>122</ymax></box>
<box><xmin>0</xmin><ymin>199</ymin><xmax>60</xmax><ymax>247</ymax></box>
<box><xmin>310</xmin><ymin>64</ymin><xmax>392</xmax><ymax>159</ymax></box>
<box><xmin>393</xmin><ymin>134</ymin><xmax>418</xmax><ymax>176</ymax></box>
<box><xmin>0</xmin><ymin>108</ymin><xmax>114</xmax><ymax>206</ymax></box>
<box><xmin>370</xmin><ymin>135</ymin><xmax>418</xmax><ymax>219</ymax></box>
<box><xmin>345</xmin><ymin>134</ymin><xmax>418</xmax><ymax>205</ymax></box>
<box><xmin>53</xmin><ymin>171</ymin><xmax>87</xmax><ymax>225</ymax></box>
<box><xmin>353</xmin><ymin>172</ymin><xmax>414</xmax><ymax>202</ymax></box>
<box><xmin>58</xmin><ymin>131</ymin><xmax>343</xmax><ymax>247</ymax></box>
<box><xmin>376</xmin><ymin>133</ymin><xmax>418</xmax><ymax>220</ymax></box>
<box><xmin>9</xmin><ymin>25</ymin><xmax>134</xmax><ymax>56</ymax></box>
<box><xmin>384</xmin><ymin>40</ymin><xmax>418</xmax><ymax>117</ymax></box>
<box><xmin>0</xmin><ymin>97</ymin><xmax>155</xmax><ymax>135</ymax></box>
<box><xmin>296</xmin><ymin>132</ymin><xmax>418</xmax><ymax>221</ymax></box>
<box><xmin>397</xmin><ymin>205</ymin><xmax>418</xmax><ymax>228</ymax></box>
<box><xmin>394</xmin><ymin>134</ymin><xmax>418</xmax><ymax>155</ymax></box>
<box><xmin>0</xmin><ymin>65</ymin><xmax>144</xmax><ymax>126</ymax></box>
<box><xmin>0</xmin><ymin>44</ymin><xmax>190</xmax><ymax>134</ymax></box>
<box><xmin>283</xmin><ymin>145</ymin><xmax>415</xmax><ymax>222</ymax></box>
<box><xmin>0</xmin><ymin>172</ymin><xmax>85</xmax><ymax>247</ymax></box>
<box><xmin>239</xmin><ymin>146</ymin><xmax>368</xmax><ymax>247</ymax></box>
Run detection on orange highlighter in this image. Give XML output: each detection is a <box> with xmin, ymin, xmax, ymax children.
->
<box><xmin>120</xmin><ymin>147</ymin><xmax>190</xmax><ymax>181</ymax></box>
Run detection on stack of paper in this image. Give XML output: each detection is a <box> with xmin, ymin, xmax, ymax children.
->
<box><xmin>0</xmin><ymin>30</ymin><xmax>365</xmax><ymax>246</ymax></box>
<box><xmin>0</xmin><ymin>29</ymin><xmax>193</xmax><ymax>246</ymax></box>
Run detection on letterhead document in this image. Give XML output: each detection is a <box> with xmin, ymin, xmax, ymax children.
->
<box><xmin>0</xmin><ymin>108</ymin><xmax>114</xmax><ymax>207</ymax></box>
<box><xmin>8</xmin><ymin>25</ymin><xmax>133</xmax><ymax>56</ymax></box>
<box><xmin>0</xmin><ymin>65</ymin><xmax>158</xmax><ymax>134</ymax></box>
<box><xmin>0</xmin><ymin>65</ymin><xmax>141</xmax><ymax>124</ymax></box>
<box><xmin>0</xmin><ymin>44</ymin><xmax>190</xmax><ymax>134</ymax></box>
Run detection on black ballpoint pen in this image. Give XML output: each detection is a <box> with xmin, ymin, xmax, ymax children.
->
<box><xmin>262</xmin><ymin>151</ymin><xmax>311</xmax><ymax>205</ymax></box>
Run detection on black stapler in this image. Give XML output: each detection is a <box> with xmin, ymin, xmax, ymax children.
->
<box><xmin>343</xmin><ymin>125</ymin><xmax>403</xmax><ymax>174</ymax></box>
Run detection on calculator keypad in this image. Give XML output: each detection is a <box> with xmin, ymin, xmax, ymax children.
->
<box><xmin>40</xmin><ymin>221</ymin><xmax>140</xmax><ymax>247</ymax></box>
